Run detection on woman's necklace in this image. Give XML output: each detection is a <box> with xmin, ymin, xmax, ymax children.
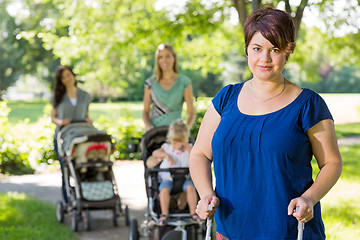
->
<box><xmin>250</xmin><ymin>78</ymin><xmax>286</xmax><ymax>102</ymax></box>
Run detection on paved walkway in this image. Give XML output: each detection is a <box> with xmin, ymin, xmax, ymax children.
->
<box><xmin>0</xmin><ymin>161</ymin><xmax>147</xmax><ymax>240</ymax></box>
<box><xmin>1</xmin><ymin>136</ymin><xmax>359</xmax><ymax>240</ymax></box>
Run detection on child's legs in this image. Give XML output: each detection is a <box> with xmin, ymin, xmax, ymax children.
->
<box><xmin>183</xmin><ymin>180</ymin><xmax>197</xmax><ymax>214</ymax></box>
<box><xmin>158</xmin><ymin>180</ymin><xmax>173</xmax><ymax>216</ymax></box>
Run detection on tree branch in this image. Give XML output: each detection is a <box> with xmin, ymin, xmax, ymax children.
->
<box><xmin>293</xmin><ymin>0</ymin><xmax>309</xmax><ymax>38</ymax></box>
<box><xmin>284</xmin><ymin>0</ymin><xmax>291</xmax><ymax>13</ymax></box>
<box><xmin>232</xmin><ymin>0</ymin><xmax>248</xmax><ymax>27</ymax></box>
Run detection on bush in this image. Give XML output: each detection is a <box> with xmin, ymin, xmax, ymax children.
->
<box><xmin>94</xmin><ymin>111</ymin><xmax>144</xmax><ymax>160</ymax></box>
<box><xmin>0</xmin><ymin>101</ymin><xmax>34</xmax><ymax>175</ymax></box>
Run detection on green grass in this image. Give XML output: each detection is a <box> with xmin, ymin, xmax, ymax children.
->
<box><xmin>6</xmin><ymin>100</ymin><xmax>360</xmax><ymax>138</ymax></box>
<box><xmin>0</xmin><ymin>192</ymin><xmax>76</xmax><ymax>240</ymax></box>
<box><xmin>7</xmin><ymin>100</ymin><xmax>50</xmax><ymax>123</ymax></box>
<box><xmin>311</xmin><ymin>144</ymin><xmax>360</xmax><ymax>239</ymax></box>
<box><xmin>6</xmin><ymin>100</ymin><xmax>144</xmax><ymax>124</ymax></box>
<box><xmin>335</xmin><ymin>123</ymin><xmax>360</xmax><ymax>138</ymax></box>
<box><xmin>90</xmin><ymin>101</ymin><xmax>143</xmax><ymax>124</ymax></box>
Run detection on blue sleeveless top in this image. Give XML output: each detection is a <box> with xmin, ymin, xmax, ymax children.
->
<box><xmin>211</xmin><ymin>82</ymin><xmax>332</xmax><ymax>240</ymax></box>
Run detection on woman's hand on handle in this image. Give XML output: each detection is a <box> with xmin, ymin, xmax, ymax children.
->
<box><xmin>196</xmin><ymin>194</ymin><xmax>220</xmax><ymax>220</ymax></box>
<box><xmin>288</xmin><ymin>196</ymin><xmax>314</xmax><ymax>223</ymax></box>
<box><xmin>61</xmin><ymin>118</ymin><xmax>72</xmax><ymax>126</ymax></box>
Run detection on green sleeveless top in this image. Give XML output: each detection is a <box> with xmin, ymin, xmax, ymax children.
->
<box><xmin>145</xmin><ymin>74</ymin><xmax>191</xmax><ymax>127</ymax></box>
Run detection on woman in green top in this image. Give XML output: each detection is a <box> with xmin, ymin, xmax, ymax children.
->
<box><xmin>142</xmin><ymin>44</ymin><xmax>196</xmax><ymax>131</ymax></box>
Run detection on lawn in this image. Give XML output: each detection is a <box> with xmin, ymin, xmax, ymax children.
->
<box><xmin>311</xmin><ymin>144</ymin><xmax>360</xmax><ymax>239</ymax></box>
<box><xmin>6</xmin><ymin>100</ymin><xmax>144</xmax><ymax>125</ymax></box>
<box><xmin>0</xmin><ymin>192</ymin><xmax>76</xmax><ymax>240</ymax></box>
<box><xmin>6</xmin><ymin>100</ymin><xmax>360</xmax><ymax>139</ymax></box>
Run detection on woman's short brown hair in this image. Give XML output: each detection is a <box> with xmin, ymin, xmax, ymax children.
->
<box><xmin>244</xmin><ymin>8</ymin><xmax>296</xmax><ymax>59</ymax></box>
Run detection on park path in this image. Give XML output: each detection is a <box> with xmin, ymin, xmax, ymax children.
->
<box><xmin>0</xmin><ymin>161</ymin><xmax>147</xmax><ymax>240</ymax></box>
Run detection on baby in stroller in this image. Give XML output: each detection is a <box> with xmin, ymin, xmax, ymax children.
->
<box><xmin>146</xmin><ymin>120</ymin><xmax>201</xmax><ymax>226</ymax></box>
<box><xmin>129</xmin><ymin>120</ymin><xmax>205</xmax><ymax>240</ymax></box>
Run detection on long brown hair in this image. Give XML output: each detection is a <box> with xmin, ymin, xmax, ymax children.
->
<box><xmin>154</xmin><ymin>44</ymin><xmax>178</xmax><ymax>82</ymax></box>
<box><xmin>53</xmin><ymin>65</ymin><xmax>76</xmax><ymax>108</ymax></box>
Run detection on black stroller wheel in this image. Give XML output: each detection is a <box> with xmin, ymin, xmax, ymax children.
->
<box><xmin>125</xmin><ymin>205</ymin><xmax>130</xmax><ymax>226</ymax></box>
<box><xmin>83</xmin><ymin>209</ymin><xmax>91</xmax><ymax>231</ymax></box>
<box><xmin>162</xmin><ymin>229</ymin><xmax>183</xmax><ymax>240</ymax></box>
<box><xmin>71</xmin><ymin>210</ymin><xmax>79</xmax><ymax>231</ymax></box>
<box><xmin>56</xmin><ymin>201</ymin><xmax>64</xmax><ymax>223</ymax></box>
<box><xmin>129</xmin><ymin>218</ymin><xmax>139</xmax><ymax>240</ymax></box>
<box><xmin>112</xmin><ymin>207</ymin><xmax>118</xmax><ymax>227</ymax></box>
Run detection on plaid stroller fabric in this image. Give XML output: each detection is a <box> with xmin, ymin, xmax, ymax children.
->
<box><xmin>81</xmin><ymin>181</ymin><xmax>114</xmax><ymax>201</ymax></box>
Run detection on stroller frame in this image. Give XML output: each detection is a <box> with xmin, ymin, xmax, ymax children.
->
<box><xmin>55</xmin><ymin>122</ymin><xmax>130</xmax><ymax>231</ymax></box>
<box><xmin>129</xmin><ymin>126</ymin><xmax>206</xmax><ymax>240</ymax></box>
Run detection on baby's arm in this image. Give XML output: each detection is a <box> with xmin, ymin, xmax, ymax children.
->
<box><xmin>152</xmin><ymin>147</ymin><xmax>175</xmax><ymax>166</ymax></box>
<box><xmin>146</xmin><ymin>156</ymin><xmax>162</xmax><ymax>168</ymax></box>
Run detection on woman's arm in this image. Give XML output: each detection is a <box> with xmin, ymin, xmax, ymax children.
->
<box><xmin>288</xmin><ymin>119</ymin><xmax>342</xmax><ymax>222</ymax></box>
<box><xmin>142</xmin><ymin>86</ymin><xmax>153</xmax><ymax>131</ymax></box>
<box><xmin>85</xmin><ymin>112</ymin><xmax>93</xmax><ymax>125</ymax></box>
<box><xmin>189</xmin><ymin>103</ymin><xmax>220</xmax><ymax>219</ymax></box>
<box><xmin>184</xmin><ymin>84</ymin><xmax>195</xmax><ymax>129</ymax></box>
<box><xmin>51</xmin><ymin>107</ymin><xmax>71</xmax><ymax>126</ymax></box>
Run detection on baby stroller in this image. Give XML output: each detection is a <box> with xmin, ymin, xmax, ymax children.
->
<box><xmin>55</xmin><ymin>122</ymin><xmax>130</xmax><ymax>231</ymax></box>
<box><xmin>129</xmin><ymin>126</ymin><xmax>206</xmax><ymax>240</ymax></box>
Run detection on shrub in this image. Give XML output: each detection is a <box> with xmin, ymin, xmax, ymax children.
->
<box><xmin>0</xmin><ymin>101</ymin><xmax>34</xmax><ymax>175</ymax></box>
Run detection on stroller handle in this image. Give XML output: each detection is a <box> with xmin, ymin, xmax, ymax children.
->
<box><xmin>205</xmin><ymin>204</ymin><xmax>213</xmax><ymax>240</ymax></box>
<box><xmin>295</xmin><ymin>207</ymin><xmax>305</xmax><ymax>240</ymax></box>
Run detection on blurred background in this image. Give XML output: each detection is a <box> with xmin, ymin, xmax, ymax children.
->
<box><xmin>2</xmin><ymin>0</ymin><xmax>360</xmax><ymax>102</ymax></box>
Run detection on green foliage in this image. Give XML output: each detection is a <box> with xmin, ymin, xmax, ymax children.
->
<box><xmin>190</xmin><ymin>97</ymin><xmax>212</xmax><ymax>139</ymax></box>
<box><xmin>0</xmin><ymin>0</ymin><xmax>59</xmax><ymax>97</ymax></box>
<box><xmin>94</xmin><ymin>113</ymin><xmax>144</xmax><ymax>160</ymax></box>
<box><xmin>0</xmin><ymin>3</ymin><xmax>26</xmax><ymax>97</ymax></box>
<box><xmin>0</xmin><ymin>101</ymin><xmax>34</xmax><ymax>175</ymax></box>
<box><xmin>0</xmin><ymin>192</ymin><xmax>76</xmax><ymax>240</ymax></box>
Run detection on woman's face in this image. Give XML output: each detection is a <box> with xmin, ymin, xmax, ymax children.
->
<box><xmin>157</xmin><ymin>48</ymin><xmax>175</xmax><ymax>73</ymax></box>
<box><xmin>61</xmin><ymin>69</ymin><xmax>76</xmax><ymax>87</ymax></box>
<box><xmin>247</xmin><ymin>32</ymin><xmax>287</xmax><ymax>81</ymax></box>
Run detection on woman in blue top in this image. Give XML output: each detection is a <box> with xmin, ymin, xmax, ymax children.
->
<box><xmin>142</xmin><ymin>43</ymin><xmax>195</xmax><ymax>131</ymax></box>
<box><xmin>51</xmin><ymin>65</ymin><xmax>92</xmax><ymax>203</ymax></box>
<box><xmin>189</xmin><ymin>8</ymin><xmax>342</xmax><ymax>240</ymax></box>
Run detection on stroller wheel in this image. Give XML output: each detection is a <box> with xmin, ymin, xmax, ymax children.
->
<box><xmin>83</xmin><ymin>209</ymin><xmax>91</xmax><ymax>231</ymax></box>
<box><xmin>56</xmin><ymin>201</ymin><xmax>64</xmax><ymax>223</ymax></box>
<box><xmin>71</xmin><ymin>210</ymin><xmax>79</xmax><ymax>231</ymax></box>
<box><xmin>162</xmin><ymin>229</ymin><xmax>182</xmax><ymax>240</ymax></box>
<box><xmin>112</xmin><ymin>207</ymin><xmax>118</xmax><ymax>227</ymax></box>
<box><xmin>129</xmin><ymin>218</ymin><xmax>139</xmax><ymax>240</ymax></box>
<box><xmin>125</xmin><ymin>205</ymin><xmax>130</xmax><ymax>226</ymax></box>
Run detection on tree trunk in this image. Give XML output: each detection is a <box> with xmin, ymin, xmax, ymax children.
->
<box><xmin>232</xmin><ymin>0</ymin><xmax>309</xmax><ymax>39</ymax></box>
<box><xmin>292</xmin><ymin>0</ymin><xmax>309</xmax><ymax>38</ymax></box>
<box><xmin>232</xmin><ymin>0</ymin><xmax>248</xmax><ymax>28</ymax></box>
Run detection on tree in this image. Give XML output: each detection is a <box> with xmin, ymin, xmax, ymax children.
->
<box><xmin>0</xmin><ymin>0</ymin><xmax>60</xmax><ymax>99</ymax></box>
<box><xmin>0</xmin><ymin>1</ymin><xmax>27</xmax><ymax>99</ymax></box>
<box><xmin>26</xmin><ymin>0</ymin><xmax>230</xmax><ymax>100</ymax></box>
<box><xmin>231</xmin><ymin>0</ymin><xmax>309</xmax><ymax>38</ymax></box>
